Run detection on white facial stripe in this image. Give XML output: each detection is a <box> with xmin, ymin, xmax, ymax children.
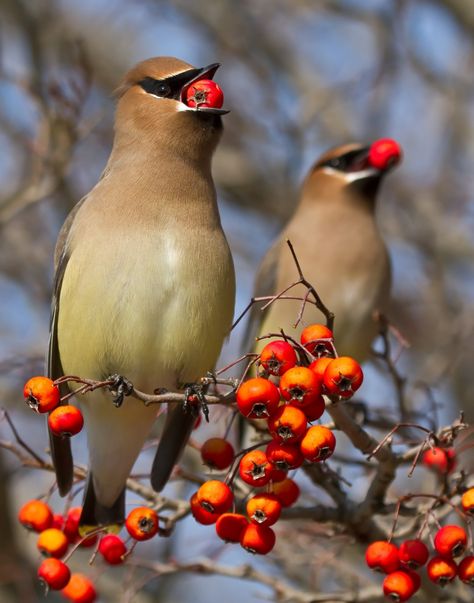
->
<box><xmin>321</xmin><ymin>167</ymin><xmax>377</xmax><ymax>182</ymax></box>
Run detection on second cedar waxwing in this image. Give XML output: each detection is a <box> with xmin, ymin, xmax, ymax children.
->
<box><xmin>246</xmin><ymin>141</ymin><xmax>401</xmax><ymax>361</ymax></box>
<box><xmin>48</xmin><ymin>57</ymin><xmax>235</xmax><ymax>530</ymax></box>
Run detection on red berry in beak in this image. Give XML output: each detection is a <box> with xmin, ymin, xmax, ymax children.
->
<box><xmin>368</xmin><ymin>138</ymin><xmax>402</xmax><ymax>170</ymax></box>
<box><xmin>185</xmin><ymin>79</ymin><xmax>224</xmax><ymax>109</ymax></box>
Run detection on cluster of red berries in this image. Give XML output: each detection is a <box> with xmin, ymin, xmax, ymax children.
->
<box><xmin>23</xmin><ymin>376</ymin><xmax>84</xmax><ymax>437</ymax></box>
<box><xmin>365</xmin><ymin>493</ymin><xmax>474</xmax><ymax>601</ymax></box>
<box><xmin>189</xmin><ymin>324</ymin><xmax>363</xmax><ymax>555</ymax></box>
<box><xmin>18</xmin><ymin>497</ymin><xmax>161</xmax><ymax>601</ymax></box>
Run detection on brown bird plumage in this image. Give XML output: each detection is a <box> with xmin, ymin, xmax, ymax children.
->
<box><xmin>247</xmin><ymin>143</ymin><xmax>398</xmax><ymax>361</ymax></box>
<box><xmin>48</xmin><ymin>57</ymin><xmax>235</xmax><ymax>530</ymax></box>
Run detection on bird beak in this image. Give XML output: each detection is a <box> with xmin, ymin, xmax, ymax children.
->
<box><xmin>180</xmin><ymin>63</ymin><xmax>229</xmax><ymax>115</ymax></box>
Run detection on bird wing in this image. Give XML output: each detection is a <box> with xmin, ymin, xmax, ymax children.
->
<box><xmin>47</xmin><ymin>197</ymin><xmax>87</xmax><ymax>496</ymax></box>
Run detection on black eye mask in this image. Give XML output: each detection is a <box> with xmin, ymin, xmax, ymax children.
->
<box><xmin>138</xmin><ymin>68</ymin><xmax>203</xmax><ymax>100</ymax></box>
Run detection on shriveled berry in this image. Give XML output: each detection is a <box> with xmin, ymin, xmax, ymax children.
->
<box><xmin>215</xmin><ymin>513</ymin><xmax>248</xmax><ymax>543</ymax></box>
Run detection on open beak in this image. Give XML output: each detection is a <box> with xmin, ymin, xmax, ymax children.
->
<box><xmin>180</xmin><ymin>63</ymin><xmax>229</xmax><ymax>115</ymax></box>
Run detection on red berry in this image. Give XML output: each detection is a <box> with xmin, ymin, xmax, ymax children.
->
<box><xmin>427</xmin><ymin>556</ymin><xmax>457</xmax><ymax>585</ymax></box>
<box><xmin>185</xmin><ymin>79</ymin><xmax>224</xmax><ymax>109</ymax></box>
<box><xmin>365</xmin><ymin>541</ymin><xmax>400</xmax><ymax>574</ymax></box>
<box><xmin>201</xmin><ymin>438</ymin><xmax>235</xmax><ymax>470</ymax></box>
<box><xmin>37</xmin><ymin>528</ymin><xmax>69</xmax><ymax>558</ymax></box>
<box><xmin>422</xmin><ymin>447</ymin><xmax>456</xmax><ymax>474</ymax></box>
<box><xmin>300</xmin><ymin>425</ymin><xmax>336</xmax><ymax>462</ymax></box>
<box><xmin>38</xmin><ymin>558</ymin><xmax>71</xmax><ymax>590</ymax></box>
<box><xmin>23</xmin><ymin>376</ymin><xmax>60</xmax><ymax>413</ymax></box>
<box><xmin>236</xmin><ymin>377</ymin><xmax>281</xmax><ymax>419</ymax></box>
<box><xmin>279</xmin><ymin>367</ymin><xmax>322</xmax><ymax>408</ymax></box>
<box><xmin>125</xmin><ymin>507</ymin><xmax>159</xmax><ymax>541</ymax></box>
<box><xmin>239</xmin><ymin>450</ymin><xmax>273</xmax><ymax>487</ymax></box>
<box><xmin>266</xmin><ymin>440</ymin><xmax>304</xmax><ymax>470</ymax></box>
<box><xmin>323</xmin><ymin>357</ymin><xmax>363</xmax><ymax>399</ymax></box>
<box><xmin>300</xmin><ymin>324</ymin><xmax>333</xmax><ymax>356</ymax></box>
<box><xmin>215</xmin><ymin>513</ymin><xmax>248</xmax><ymax>543</ymax></box>
<box><xmin>269</xmin><ymin>466</ymin><xmax>288</xmax><ymax>483</ymax></box>
<box><xmin>61</xmin><ymin>573</ymin><xmax>96</xmax><ymax>603</ymax></box>
<box><xmin>368</xmin><ymin>138</ymin><xmax>402</xmax><ymax>171</ymax></box>
<box><xmin>240</xmin><ymin>523</ymin><xmax>276</xmax><ymax>555</ymax></box>
<box><xmin>398</xmin><ymin>539</ymin><xmax>429</xmax><ymax>569</ymax></box>
<box><xmin>190</xmin><ymin>493</ymin><xmax>220</xmax><ymax>525</ymax></box>
<box><xmin>383</xmin><ymin>570</ymin><xmax>418</xmax><ymax>602</ymax></box>
<box><xmin>271</xmin><ymin>478</ymin><xmax>300</xmax><ymax>507</ymax></box>
<box><xmin>291</xmin><ymin>395</ymin><xmax>325</xmax><ymax>422</ymax></box>
<box><xmin>308</xmin><ymin>357</ymin><xmax>332</xmax><ymax>379</ymax></box>
<box><xmin>63</xmin><ymin>508</ymin><xmax>97</xmax><ymax>547</ymax></box>
<box><xmin>458</xmin><ymin>555</ymin><xmax>474</xmax><ymax>586</ymax></box>
<box><xmin>259</xmin><ymin>340</ymin><xmax>297</xmax><ymax>376</ymax></box>
<box><xmin>434</xmin><ymin>525</ymin><xmax>467</xmax><ymax>558</ymax></box>
<box><xmin>18</xmin><ymin>499</ymin><xmax>53</xmax><ymax>533</ymax></box>
<box><xmin>52</xmin><ymin>514</ymin><xmax>65</xmax><ymax>530</ymax></box>
<box><xmin>196</xmin><ymin>480</ymin><xmax>233</xmax><ymax>514</ymax></box>
<box><xmin>98</xmin><ymin>534</ymin><xmax>127</xmax><ymax>565</ymax></box>
<box><xmin>461</xmin><ymin>487</ymin><xmax>474</xmax><ymax>515</ymax></box>
<box><xmin>246</xmin><ymin>494</ymin><xmax>282</xmax><ymax>526</ymax></box>
<box><xmin>48</xmin><ymin>405</ymin><xmax>84</xmax><ymax>437</ymax></box>
<box><xmin>268</xmin><ymin>405</ymin><xmax>307</xmax><ymax>444</ymax></box>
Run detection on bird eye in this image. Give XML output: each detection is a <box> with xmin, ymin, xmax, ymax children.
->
<box><xmin>154</xmin><ymin>82</ymin><xmax>171</xmax><ymax>97</ymax></box>
<box><xmin>327</xmin><ymin>158</ymin><xmax>342</xmax><ymax>169</ymax></box>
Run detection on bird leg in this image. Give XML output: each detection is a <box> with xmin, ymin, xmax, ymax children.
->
<box><xmin>183</xmin><ymin>382</ymin><xmax>210</xmax><ymax>423</ymax></box>
<box><xmin>107</xmin><ymin>374</ymin><xmax>134</xmax><ymax>408</ymax></box>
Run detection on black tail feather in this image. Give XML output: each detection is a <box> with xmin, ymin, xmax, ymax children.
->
<box><xmin>150</xmin><ymin>405</ymin><xmax>195</xmax><ymax>492</ymax></box>
<box><xmin>79</xmin><ymin>476</ymin><xmax>125</xmax><ymax>533</ymax></box>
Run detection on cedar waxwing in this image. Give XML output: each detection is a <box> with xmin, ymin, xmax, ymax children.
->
<box><xmin>246</xmin><ymin>141</ymin><xmax>401</xmax><ymax>361</ymax></box>
<box><xmin>48</xmin><ymin>57</ymin><xmax>235</xmax><ymax>530</ymax></box>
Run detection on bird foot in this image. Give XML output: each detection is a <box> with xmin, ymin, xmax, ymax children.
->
<box><xmin>107</xmin><ymin>374</ymin><xmax>134</xmax><ymax>407</ymax></box>
<box><xmin>183</xmin><ymin>382</ymin><xmax>209</xmax><ymax>423</ymax></box>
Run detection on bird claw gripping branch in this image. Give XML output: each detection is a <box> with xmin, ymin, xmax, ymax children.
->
<box><xmin>183</xmin><ymin>382</ymin><xmax>210</xmax><ymax>422</ymax></box>
<box><xmin>107</xmin><ymin>375</ymin><xmax>134</xmax><ymax>408</ymax></box>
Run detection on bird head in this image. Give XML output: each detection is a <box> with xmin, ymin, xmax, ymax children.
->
<box><xmin>304</xmin><ymin>139</ymin><xmax>402</xmax><ymax>203</ymax></box>
<box><xmin>114</xmin><ymin>57</ymin><xmax>228</xmax><ymax>160</ymax></box>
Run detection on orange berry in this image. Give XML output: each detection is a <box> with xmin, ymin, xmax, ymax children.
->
<box><xmin>265</xmin><ymin>440</ymin><xmax>304</xmax><ymax>470</ymax></box>
<box><xmin>271</xmin><ymin>478</ymin><xmax>300</xmax><ymax>507</ymax></box>
<box><xmin>240</xmin><ymin>523</ymin><xmax>276</xmax><ymax>555</ymax></box>
<box><xmin>215</xmin><ymin>513</ymin><xmax>248</xmax><ymax>542</ymax></box>
<box><xmin>300</xmin><ymin>425</ymin><xmax>336</xmax><ymax>462</ymax></box>
<box><xmin>383</xmin><ymin>570</ymin><xmax>419</xmax><ymax>602</ymax></box>
<box><xmin>398</xmin><ymin>539</ymin><xmax>429</xmax><ymax>569</ymax></box>
<box><xmin>291</xmin><ymin>395</ymin><xmax>325</xmax><ymax>422</ymax></box>
<box><xmin>62</xmin><ymin>507</ymin><xmax>97</xmax><ymax>547</ymax></box>
<box><xmin>268</xmin><ymin>405</ymin><xmax>307</xmax><ymax>444</ymax></box>
<box><xmin>246</xmin><ymin>494</ymin><xmax>281</xmax><ymax>526</ymax></box>
<box><xmin>23</xmin><ymin>376</ymin><xmax>60</xmax><ymax>413</ymax></box>
<box><xmin>125</xmin><ymin>507</ymin><xmax>159</xmax><ymax>541</ymax></box>
<box><xmin>427</xmin><ymin>556</ymin><xmax>457</xmax><ymax>585</ymax></box>
<box><xmin>239</xmin><ymin>450</ymin><xmax>273</xmax><ymax>487</ymax></box>
<box><xmin>98</xmin><ymin>534</ymin><xmax>127</xmax><ymax>565</ymax></box>
<box><xmin>323</xmin><ymin>356</ymin><xmax>363</xmax><ymax>399</ymax></box>
<box><xmin>61</xmin><ymin>573</ymin><xmax>96</xmax><ymax>603</ymax></box>
<box><xmin>259</xmin><ymin>340</ymin><xmax>297</xmax><ymax>376</ymax></box>
<box><xmin>38</xmin><ymin>558</ymin><xmax>71</xmax><ymax>590</ymax></box>
<box><xmin>422</xmin><ymin>447</ymin><xmax>456</xmax><ymax>474</ymax></box>
<box><xmin>236</xmin><ymin>377</ymin><xmax>281</xmax><ymax>419</ymax></box>
<box><xmin>458</xmin><ymin>555</ymin><xmax>474</xmax><ymax>586</ymax></box>
<box><xmin>461</xmin><ymin>487</ymin><xmax>474</xmax><ymax>515</ymax></box>
<box><xmin>308</xmin><ymin>357</ymin><xmax>332</xmax><ymax>379</ymax></box>
<box><xmin>196</xmin><ymin>480</ymin><xmax>233</xmax><ymax>514</ymax></box>
<box><xmin>365</xmin><ymin>541</ymin><xmax>400</xmax><ymax>574</ymax></box>
<box><xmin>18</xmin><ymin>499</ymin><xmax>53</xmax><ymax>533</ymax></box>
<box><xmin>201</xmin><ymin>437</ymin><xmax>235</xmax><ymax>470</ymax></box>
<box><xmin>37</xmin><ymin>528</ymin><xmax>69</xmax><ymax>558</ymax></box>
<box><xmin>300</xmin><ymin>324</ymin><xmax>333</xmax><ymax>356</ymax></box>
<box><xmin>434</xmin><ymin>525</ymin><xmax>467</xmax><ymax>558</ymax></box>
<box><xmin>48</xmin><ymin>405</ymin><xmax>84</xmax><ymax>437</ymax></box>
<box><xmin>279</xmin><ymin>366</ymin><xmax>322</xmax><ymax>408</ymax></box>
<box><xmin>190</xmin><ymin>493</ymin><xmax>220</xmax><ymax>525</ymax></box>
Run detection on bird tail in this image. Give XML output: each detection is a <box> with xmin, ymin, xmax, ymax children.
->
<box><xmin>150</xmin><ymin>405</ymin><xmax>196</xmax><ymax>492</ymax></box>
<box><xmin>79</xmin><ymin>475</ymin><xmax>125</xmax><ymax>536</ymax></box>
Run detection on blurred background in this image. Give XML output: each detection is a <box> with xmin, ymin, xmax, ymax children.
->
<box><xmin>1</xmin><ymin>0</ymin><xmax>474</xmax><ymax>601</ymax></box>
